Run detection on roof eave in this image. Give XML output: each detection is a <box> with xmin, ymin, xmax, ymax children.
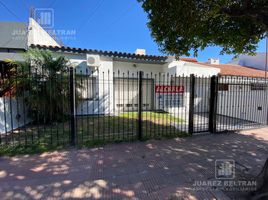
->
<box><xmin>30</xmin><ymin>44</ymin><xmax>168</xmax><ymax>63</ymax></box>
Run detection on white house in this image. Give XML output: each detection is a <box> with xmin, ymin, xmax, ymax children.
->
<box><xmin>0</xmin><ymin>18</ymin><xmax>267</xmax><ymax>134</ymax></box>
<box><xmin>30</xmin><ymin>44</ymin><xmax>221</xmax><ymax>116</ymax></box>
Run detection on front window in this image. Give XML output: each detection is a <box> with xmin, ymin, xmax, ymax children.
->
<box><xmin>250</xmin><ymin>83</ymin><xmax>266</xmax><ymax>91</ymax></box>
<box><xmin>165</xmin><ymin>93</ymin><xmax>184</xmax><ymax>107</ymax></box>
<box><xmin>78</xmin><ymin>76</ymin><xmax>98</xmax><ymax>100</ymax></box>
<box><xmin>218</xmin><ymin>84</ymin><xmax>229</xmax><ymax>91</ymax></box>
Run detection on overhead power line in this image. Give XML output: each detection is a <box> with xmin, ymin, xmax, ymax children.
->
<box><xmin>64</xmin><ymin>0</ymin><xmax>105</xmax><ymax>46</ymax></box>
<box><xmin>48</xmin><ymin>0</ymin><xmax>58</xmax><ymax>8</ymax></box>
<box><xmin>78</xmin><ymin>0</ymin><xmax>105</xmax><ymax>31</ymax></box>
<box><xmin>0</xmin><ymin>0</ymin><xmax>22</xmax><ymax>21</ymax></box>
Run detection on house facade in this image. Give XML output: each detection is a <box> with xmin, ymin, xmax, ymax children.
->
<box><xmin>30</xmin><ymin>44</ymin><xmax>220</xmax><ymax>117</ymax></box>
<box><xmin>0</xmin><ymin>18</ymin><xmax>267</xmax><ymax>134</ymax></box>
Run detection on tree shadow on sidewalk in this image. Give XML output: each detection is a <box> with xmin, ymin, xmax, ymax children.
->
<box><xmin>0</xmin><ymin>129</ymin><xmax>267</xmax><ymax>199</ymax></box>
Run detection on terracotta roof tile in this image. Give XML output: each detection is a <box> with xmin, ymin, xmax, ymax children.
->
<box><xmin>30</xmin><ymin>44</ymin><xmax>169</xmax><ymax>63</ymax></box>
<box><xmin>180</xmin><ymin>58</ymin><xmax>198</xmax><ymax>62</ymax></box>
<box><xmin>197</xmin><ymin>62</ymin><xmax>266</xmax><ymax>78</ymax></box>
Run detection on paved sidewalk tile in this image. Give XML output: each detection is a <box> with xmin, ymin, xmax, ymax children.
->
<box><xmin>0</xmin><ymin>128</ymin><xmax>267</xmax><ymax>199</ymax></box>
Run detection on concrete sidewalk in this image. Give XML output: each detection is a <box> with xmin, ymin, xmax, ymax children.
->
<box><xmin>0</xmin><ymin>128</ymin><xmax>267</xmax><ymax>200</ymax></box>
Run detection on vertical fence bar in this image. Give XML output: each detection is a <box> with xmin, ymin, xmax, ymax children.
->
<box><xmin>97</xmin><ymin>69</ymin><xmax>100</xmax><ymax>141</ymax></box>
<box><xmin>166</xmin><ymin>73</ymin><xmax>169</xmax><ymax>136</ymax></box>
<box><xmin>3</xmin><ymin>94</ymin><xmax>7</xmax><ymax>144</ymax></box>
<box><xmin>92</xmin><ymin>71</ymin><xmax>95</xmax><ymax>141</ymax></box>
<box><xmin>127</xmin><ymin>71</ymin><xmax>130</xmax><ymax>140</ymax></box>
<box><xmin>108</xmin><ymin>70</ymin><xmax>111</xmax><ymax>140</ymax></box>
<box><xmin>69</xmin><ymin>67</ymin><xmax>76</xmax><ymax>146</ymax></box>
<box><xmin>61</xmin><ymin>69</ymin><xmax>65</xmax><ymax>145</ymax></box>
<box><xmin>74</xmin><ymin>68</ymin><xmax>78</xmax><ymax>143</ymax></box>
<box><xmin>131</xmin><ymin>72</ymin><xmax>135</xmax><ymax>140</ymax></box>
<box><xmin>15</xmin><ymin>65</ymin><xmax>20</xmax><ymax>145</ymax></box>
<box><xmin>8</xmin><ymin>75</ymin><xmax>14</xmax><ymax>144</ymax></box>
<box><xmin>113</xmin><ymin>72</ymin><xmax>115</xmax><ymax>140</ymax></box>
<box><xmin>209</xmin><ymin>75</ymin><xmax>218</xmax><ymax>133</ymax></box>
<box><xmin>154</xmin><ymin>73</ymin><xmax>157</xmax><ymax>137</ymax></box>
<box><xmin>86</xmin><ymin>68</ymin><xmax>90</xmax><ymax>141</ymax></box>
<box><xmin>49</xmin><ymin>66</ymin><xmax>53</xmax><ymax>145</ymax></box>
<box><xmin>117</xmin><ymin>70</ymin><xmax>120</xmax><ymax>140</ymax></box>
<box><xmin>145</xmin><ymin>73</ymin><xmax>148</xmax><ymax>138</ymax></box>
<box><xmin>266</xmin><ymin>77</ymin><xmax>268</xmax><ymax>125</ymax></box>
<box><xmin>122</xmin><ymin>72</ymin><xmax>125</xmax><ymax>139</ymax></box>
<box><xmin>162</xmin><ymin>73</ymin><xmax>165</xmax><ymax>137</ymax></box>
<box><xmin>80</xmin><ymin>70</ymin><xmax>84</xmax><ymax>143</ymax></box>
<box><xmin>102</xmin><ymin>71</ymin><xmax>105</xmax><ymax>141</ymax></box>
<box><xmin>188</xmin><ymin>74</ymin><xmax>195</xmax><ymax>134</ymax></box>
<box><xmin>137</xmin><ymin>71</ymin><xmax>143</xmax><ymax>140</ymax></box>
<box><xmin>158</xmin><ymin>73</ymin><xmax>161</xmax><ymax>136</ymax></box>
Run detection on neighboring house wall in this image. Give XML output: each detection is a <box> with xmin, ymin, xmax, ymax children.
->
<box><xmin>0</xmin><ymin>21</ymin><xmax>27</xmax><ymax>49</ymax></box>
<box><xmin>217</xmin><ymin>78</ymin><xmax>268</xmax><ymax>124</ymax></box>
<box><xmin>0</xmin><ymin>97</ymin><xmax>29</xmax><ymax>134</ymax></box>
<box><xmin>165</xmin><ymin>61</ymin><xmax>220</xmax><ymax>77</ymax></box>
<box><xmin>0</xmin><ymin>51</ymin><xmax>25</xmax><ymax>61</ymax></box>
<box><xmin>28</xmin><ymin>18</ymin><xmax>60</xmax><ymax>47</ymax></box>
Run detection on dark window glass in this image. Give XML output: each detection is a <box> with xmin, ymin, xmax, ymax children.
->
<box><xmin>218</xmin><ymin>84</ymin><xmax>229</xmax><ymax>91</ymax></box>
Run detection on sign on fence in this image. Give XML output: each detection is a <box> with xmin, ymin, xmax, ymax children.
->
<box><xmin>155</xmin><ymin>85</ymin><xmax>184</xmax><ymax>93</ymax></box>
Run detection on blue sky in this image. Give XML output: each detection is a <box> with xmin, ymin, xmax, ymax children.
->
<box><xmin>0</xmin><ymin>0</ymin><xmax>266</xmax><ymax>63</ymax></box>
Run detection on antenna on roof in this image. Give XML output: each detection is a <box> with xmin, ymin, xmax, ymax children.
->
<box><xmin>29</xmin><ymin>6</ymin><xmax>34</xmax><ymax>18</ymax></box>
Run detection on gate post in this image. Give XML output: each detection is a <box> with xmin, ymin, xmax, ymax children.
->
<box><xmin>188</xmin><ymin>74</ymin><xmax>195</xmax><ymax>134</ymax></box>
<box><xmin>138</xmin><ymin>71</ymin><xmax>143</xmax><ymax>140</ymax></box>
<box><xmin>69</xmin><ymin>67</ymin><xmax>76</xmax><ymax>146</ymax></box>
<box><xmin>209</xmin><ymin>75</ymin><xmax>218</xmax><ymax>133</ymax></box>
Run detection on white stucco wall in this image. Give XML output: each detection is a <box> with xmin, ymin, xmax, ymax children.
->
<box><xmin>28</xmin><ymin>18</ymin><xmax>60</xmax><ymax>47</ymax></box>
<box><xmin>217</xmin><ymin>78</ymin><xmax>268</xmax><ymax>124</ymax></box>
<box><xmin>71</xmin><ymin>57</ymin><xmax>219</xmax><ymax>116</ymax></box>
<box><xmin>0</xmin><ymin>52</ymin><xmax>25</xmax><ymax>61</ymax></box>
<box><xmin>0</xmin><ymin>97</ymin><xmax>29</xmax><ymax>134</ymax></box>
<box><xmin>64</xmin><ymin>53</ymin><xmax>114</xmax><ymax>115</ymax></box>
<box><xmin>113</xmin><ymin>60</ymin><xmax>165</xmax><ymax>75</ymax></box>
<box><xmin>162</xmin><ymin>61</ymin><xmax>217</xmax><ymax>115</ymax></box>
<box><xmin>181</xmin><ymin>62</ymin><xmax>220</xmax><ymax>77</ymax></box>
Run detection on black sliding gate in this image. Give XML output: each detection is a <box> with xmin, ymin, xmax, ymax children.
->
<box><xmin>216</xmin><ymin>76</ymin><xmax>268</xmax><ymax>132</ymax></box>
<box><xmin>1</xmin><ymin>66</ymin><xmax>268</xmax><ymax>148</ymax></box>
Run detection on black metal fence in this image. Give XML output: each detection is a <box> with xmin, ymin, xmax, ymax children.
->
<box><xmin>1</xmin><ymin>65</ymin><xmax>268</xmax><ymax>148</ymax></box>
<box><xmin>73</xmin><ymin>69</ymin><xmax>190</xmax><ymax>145</ymax></box>
<box><xmin>216</xmin><ymin>76</ymin><xmax>268</xmax><ymax>132</ymax></box>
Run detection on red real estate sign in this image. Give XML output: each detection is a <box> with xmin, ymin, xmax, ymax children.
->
<box><xmin>155</xmin><ymin>85</ymin><xmax>184</xmax><ymax>93</ymax></box>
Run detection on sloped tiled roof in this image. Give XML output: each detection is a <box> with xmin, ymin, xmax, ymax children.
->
<box><xmin>30</xmin><ymin>44</ymin><xmax>198</xmax><ymax>64</ymax></box>
<box><xmin>179</xmin><ymin>58</ymin><xmax>198</xmax><ymax>62</ymax></box>
<box><xmin>32</xmin><ymin>44</ymin><xmax>263</xmax><ymax>78</ymax></box>
<box><xmin>30</xmin><ymin>44</ymin><xmax>169</xmax><ymax>63</ymax></box>
<box><xmin>0</xmin><ymin>22</ymin><xmax>28</xmax><ymax>49</ymax></box>
<box><xmin>197</xmin><ymin>62</ymin><xmax>266</xmax><ymax>78</ymax></box>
